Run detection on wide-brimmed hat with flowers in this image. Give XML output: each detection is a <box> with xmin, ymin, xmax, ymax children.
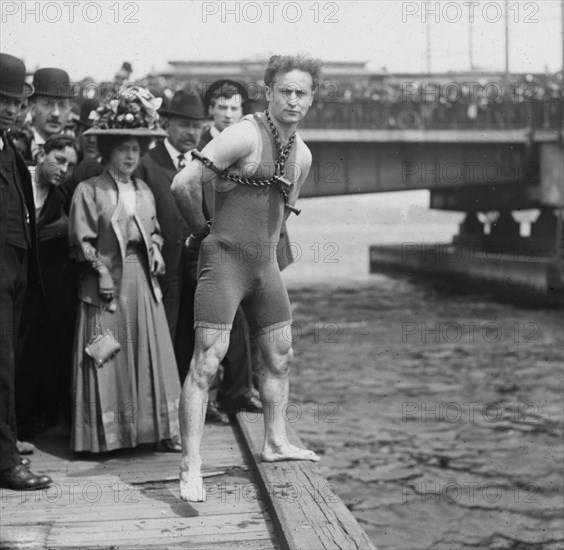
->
<box><xmin>84</xmin><ymin>84</ymin><xmax>167</xmax><ymax>137</ymax></box>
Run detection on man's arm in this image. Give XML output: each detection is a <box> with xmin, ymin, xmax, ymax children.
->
<box><xmin>171</xmin><ymin>158</ymin><xmax>209</xmax><ymax>235</ymax></box>
<box><xmin>171</xmin><ymin>122</ymin><xmax>255</xmax><ymax>234</ymax></box>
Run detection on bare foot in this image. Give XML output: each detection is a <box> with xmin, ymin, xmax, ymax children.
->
<box><xmin>261</xmin><ymin>443</ymin><xmax>320</xmax><ymax>462</ymax></box>
<box><xmin>179</xmin><ymin>462</ymin><xmax>206</xmax><ymax>502</ymax></box>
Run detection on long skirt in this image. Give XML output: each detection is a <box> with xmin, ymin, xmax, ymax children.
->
<box><xmin>71</xmin><ymin>248</ymin><xmax>181</xmax><ymax>452</ymax></box>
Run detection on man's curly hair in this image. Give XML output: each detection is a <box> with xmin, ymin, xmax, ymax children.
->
<box><xmin>264</xmin><ymin>55</ymin><xmax>322</xmax><ymax>91</ymax></box>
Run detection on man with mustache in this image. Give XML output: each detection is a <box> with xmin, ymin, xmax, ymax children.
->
<box><xmin>135</xmin><ymin>91</ymin><xmax>207</xmax><ymax>416</ymax></box>
<box><xmin>26</xmin><ymin>68</ymin><xmax>74</xmax><ymax>164</ymax></box>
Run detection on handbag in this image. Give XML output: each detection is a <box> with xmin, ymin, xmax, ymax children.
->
<box><xmin>85</xmin><ymin>305</ymin><xmax>121</xmax><ymax>367</ymax></box>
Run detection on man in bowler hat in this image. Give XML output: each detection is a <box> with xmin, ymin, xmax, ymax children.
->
<box><xmin>0</xmin><ymin>52</ymin><xmax>52</xmax><ymax>490</ymax></box>
<box><xmin>26</xmin><ymin>67</ymin><xmax>74</xmax><ymax>163</ymax></box>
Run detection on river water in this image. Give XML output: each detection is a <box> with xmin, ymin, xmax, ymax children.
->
<box><xmin>281</xmin><ymin>195</ymin><xmax>564</xmax><ymax>550</ymax></box>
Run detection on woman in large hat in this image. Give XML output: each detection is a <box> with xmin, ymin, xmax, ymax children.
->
<box><xmin>68</xmin><ymin>85</ymin><xmax>182</xmax><ymax>453</ymax></box>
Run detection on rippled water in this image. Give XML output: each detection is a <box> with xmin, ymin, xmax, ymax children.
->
<box><xmin>281</xmin><ymin>195</ymin><xmax>564</xmax><ymax>549</ymax></box>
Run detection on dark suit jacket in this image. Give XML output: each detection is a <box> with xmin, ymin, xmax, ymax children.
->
<box><xmin>198</xmin><ymin>128</ymin><xmax>213</xmax><ymax>151</ymax></box>
<box><xmin>0</xmin><ymin>134</ymin><xmax>41</xmax><ymax>285</ymax></box>
<box><xmin>135</xmin><ymin>143</ymin><xmax>191</xmax><ymax>297</ymax></box>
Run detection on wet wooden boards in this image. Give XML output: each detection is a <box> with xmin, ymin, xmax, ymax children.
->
<box><xmin>235</xmin><ymin>412</ymin><xmax>377</xmax><ymax>550</ymax></box>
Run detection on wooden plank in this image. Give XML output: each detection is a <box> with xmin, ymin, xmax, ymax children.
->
<box><xmin>45</xmin><ymin>516</ymin><xmax>275</xmax><ymax>547</ymax></box>
<box><xmin>235</xmin><ymin>412</ymin><xmax>377</xmax><ymax>550</ymax></box>
<box><xmin>1</xmin><ymin>421</ymin><xmax>281</xmax><ymax>550</ymax></box>
<box><xmin>1</xmin><ymin>494</ymin><xmax>265</xmax><ymax>524</ymax></box>
<box><xmin>46</xmin><ymin>539</ymin><xmax>278</xmax><ymax>550</ymax></box>
<box><xmin>0</xmin><ymin>524</ymin><xmax>50</xmax><ymax>549</ymax></box>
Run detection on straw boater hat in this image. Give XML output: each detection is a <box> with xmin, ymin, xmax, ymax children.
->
<box><xmin>83</xmin><ymin>84</ymin><xmax>167</xmax><ymax>137</ymax></box>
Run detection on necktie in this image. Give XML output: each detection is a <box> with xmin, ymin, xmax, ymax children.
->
<box><xmin>177</xmin><ymin>154</ymin><xmax>186</xmax><ymax>170</ymax></box>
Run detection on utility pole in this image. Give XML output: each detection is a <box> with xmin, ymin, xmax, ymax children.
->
<box><xmin>561</xmin><ymin>0</ymin><xmax>564</xmax><ymax>143</ymax></box>
<box><xmin>469</xmin><ymin>19</ymin><xmax>474</xmax><ymax>71</ymax></box>
<box><xmin>504</xmin><ymin>0</ymin><xmax>509</xmax><ymax>76</ymax></box>
<box><xmin>426</xmin><ymin>1</ymin><xmax>431</xmax><ymax>74</ymax></box>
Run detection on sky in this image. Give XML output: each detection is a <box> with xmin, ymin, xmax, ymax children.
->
<box><xmin>1</xmin><ymin>1</ymin><xmax>561</xmax><ymax>81</ymax></box>
<box><xmin>2</xmin><ymin>0</ymin><xmax>560</xmax><ymax>210</ymax></box>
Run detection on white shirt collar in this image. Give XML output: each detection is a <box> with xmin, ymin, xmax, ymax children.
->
<box><xmin>32</xmin><ymin>127</ymin><xmax>46</xmax><ymax>146</ymax></box>
<box><xmin>164</xmin><ymin>138</ymin><xmax>187</xmax><ymax>170</ymax></box>
<box><xmin>210</xmin><ymin>125</ymin><xmax>221</xmax><ymax>139</ymax></box>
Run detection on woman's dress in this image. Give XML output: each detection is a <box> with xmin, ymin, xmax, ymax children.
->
<box><xmin>70</xmin><ymin>175</ymin><xmax>180</xmax><ymax>452</ymax></box>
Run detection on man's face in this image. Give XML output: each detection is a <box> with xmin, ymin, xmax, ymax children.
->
<box><xmin>0</xmin><ymin>94</ymin><xmax>22</xmax><ymax>132</ymax></box>
<box><xmin>266</xmin><ymin>70</ymin><xmax>314</xmax><ymax>126</ymax></box>
<box><xmin>15</xmin><ymin>100</ymin><xmax>30</xmax><ymax>129</ymax></box>
<box><xmin>166</xmin><ymin>117</ymin><xmax>203</xmax><ymax>153</ymax></box>
<box><xmin>31</xmin><ymin>96</ymin><xmax>71</xmax><ymax>138</ymax></box>
<box><xmin>38</xmin><ymin>145</ymin><xmax>77</xmax><ymax>186</ymax></box>
<box><xmin>79</xmin><ymin>133</ymin><xmax>99</xmax><ymax>161</ymax></box>
<box><xmin>209</xmin><ymin>94</ymin><xmax>243</xmax><ymax>132</ymax></box>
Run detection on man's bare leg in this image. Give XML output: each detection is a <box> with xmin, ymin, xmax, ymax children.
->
<box><xmin>256</xmin><ymin>324</ymin><xmax>320</xmax><ymax>463</ymax></box>
<box><xmin>179</xmin><ymin>327</ymin><xmax>230</xmax><ymax>501</ymax></box>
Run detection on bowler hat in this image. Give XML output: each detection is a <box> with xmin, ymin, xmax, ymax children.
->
<box><xmin>204</xmin><ymin>79</ymin><xmax>248</xmax><ymax>110</ymax></box>
<box><xmin>0</xmin><ymin>53</ymin><xmax>34</xmax><ymax>98</ymax></box>
<box><xmin>32</xmin><ymin>68</ymin><xmax>75</xmax><ymax>99</ymax></box>
<box><xmin>159</xmin><ymin>90</ymin><xmax>207</xmax><ymax>120</ymax></box>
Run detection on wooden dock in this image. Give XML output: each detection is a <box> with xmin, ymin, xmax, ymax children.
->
<box><xmin>1</xmin><ymin>415</ymin><xmax>376</xmax><ymax>550</ymax></box>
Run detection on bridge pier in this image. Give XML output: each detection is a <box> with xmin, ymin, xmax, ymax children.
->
<box><xmin>369</xmin><ymin>141</ymin><xmax>564</xmax><ymax>304</ymax></box>
<box><xmin>453</xmin><ymin>207</ymin><xmax>561</xmax><ymax>258</ymax></box>
<box><xmin>300</xmin><ymin>127</ymin><xmax>563</xmax><ymax>303</ymax></box>
<box><xmin>454</xmin><ymin>212</ymin><xmax>484</xmax><ymax>246</ymax></box>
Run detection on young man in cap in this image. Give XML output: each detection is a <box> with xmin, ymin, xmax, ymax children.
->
<box><xmin>172</xmin><ymin>54</ymin><xmax>322</xmax><ymax>501</ymax></box>
<box><xmin>199</xmin><ymin>79</ymin><xmax>247</xmax><ymax>150</ymax></box>
<box><xmin>0</xmin><ymin>52</ymin><xmax>52</xmax><ymax>490</ymax></box>
<box><xmin>26</xmin><ymin>68</ymin><xmax>74</xmax><ymax>164</ymax></box>
<box><xmin>136</xmin><ymin>90</ymin><xmax>207</xmax><ymax>396</ymax></box>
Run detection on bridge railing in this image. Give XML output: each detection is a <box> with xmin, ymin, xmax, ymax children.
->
<box><xmin>300</xmin><ymin>99</ymin><xmax>562</xmax><ymax>131</ymax></box>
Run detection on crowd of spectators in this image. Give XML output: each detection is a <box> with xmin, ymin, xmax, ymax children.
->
<box><xmin>0</xmin><ymin>57</ymin><xmax>263</xmax><ymax>491</ymax></box>
<box><xmin>60</xmin><ymin>66</ymin><xmax>562</xmax><ymax>132</ymax></box>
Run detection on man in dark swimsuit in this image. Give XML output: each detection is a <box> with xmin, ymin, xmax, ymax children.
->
<box><xmin>172</xmin><ymin>55</ymin><xmax>322</xmax><ymax>501</ymax></box>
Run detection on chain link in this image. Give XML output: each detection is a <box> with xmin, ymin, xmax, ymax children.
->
<box><xmin>224</xmin><ymin>111</ymin><xmax>296</xmax><ymax>201</ymax></box>
<box><xmin>264</xmin><ymin>109</ymin><xmax>296</xmax><ymax>169</ymax></box>
<box><xmin>191</xmin><ymin>110</ymin><xmax>301</xmax><ymax>213</ymax></box>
